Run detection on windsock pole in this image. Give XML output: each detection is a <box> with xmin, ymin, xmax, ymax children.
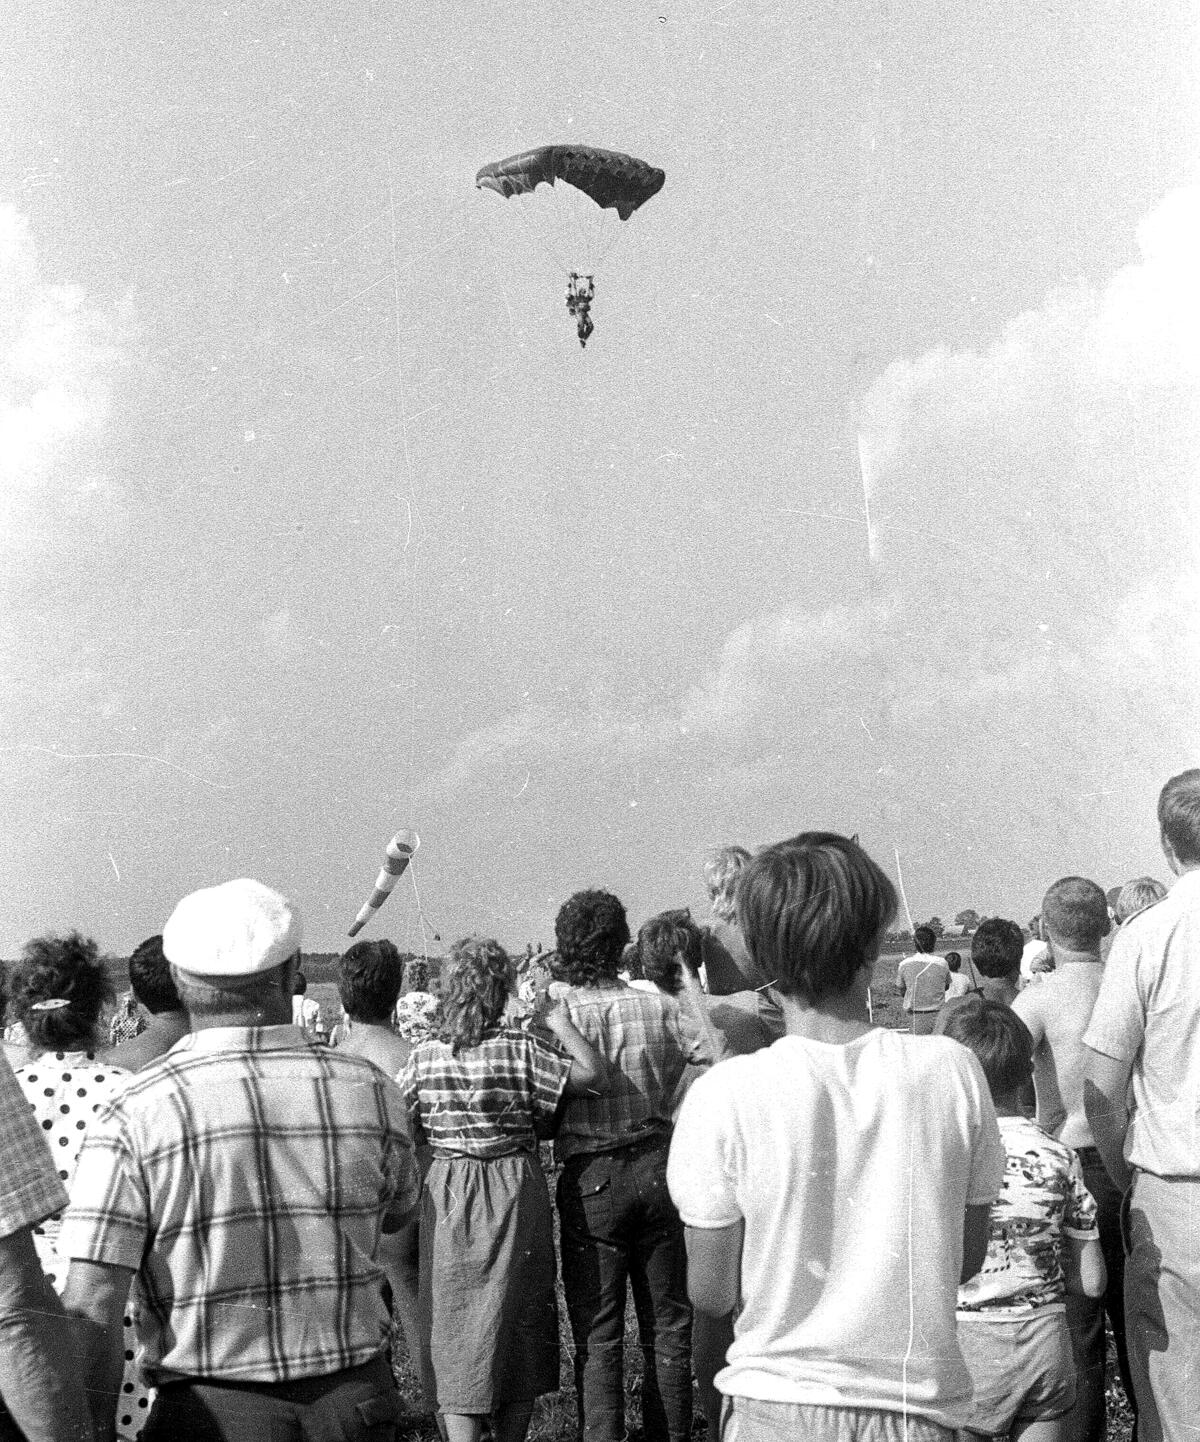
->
<box><xmin>348</xmin><ymin>830</ymin><xmax>420</xmax><ymax>937</ymax></box>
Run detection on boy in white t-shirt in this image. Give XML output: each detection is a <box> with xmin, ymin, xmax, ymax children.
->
<box><xmin>942</xmin><ymin>997</ymin><xmax>1105</xmax><ymax>1442</ymax></box>
<box><xmin>667</xmin><ymin>831</ymin><xmax>1006</xmax><ymax>1442</ymax></box>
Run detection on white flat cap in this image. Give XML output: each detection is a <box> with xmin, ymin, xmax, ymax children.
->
<box><xmin>163</xmin><ymin>878</ymin><xmax>303</xmax><ymax>977</ymax></box>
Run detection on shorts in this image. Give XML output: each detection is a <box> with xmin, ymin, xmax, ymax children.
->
<box><xmin>956</xmin><ymin>1310</ymin><xmax>1075</xmax><ymax>1437</ymax></box>
<box><xmin>723</xmin><ymin>1399</ymin><xmax>953</xmax><ymax>1442</ymax></box>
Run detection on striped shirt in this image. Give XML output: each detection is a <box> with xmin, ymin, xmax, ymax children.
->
<box><xmin>0</xmin><ymin>1050</ymin><xmax>67</xmax><ymax>1238</ymax></box>
<box><xmin>58</xmin><ymin>1025</ymin><xmax>417</xmax><ymax>1384</ymax></box>
<box><xmin>398</xmin><ymin>1026</ymin><xmax>570</xmax><ymax>1159</ymax></box>
<box><xmin>555</xmin><ymin>981</ymin><xmax>714</xmax><ymax>1162</ymax></box>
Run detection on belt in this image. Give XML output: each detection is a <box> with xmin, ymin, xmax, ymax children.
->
<box><xmin>564</xmin><ymin>1129</ymin><xmax>670</xmax><ymax>1163</ymax></box>
<box><xmin>159</xmin><ymin>1354</ymin><xmax>390</xmax><ymax>1403</ymax></box>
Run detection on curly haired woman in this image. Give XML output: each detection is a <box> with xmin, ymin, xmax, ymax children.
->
<box><xmin>10</xmin><ymin>931</ymin><xmax>154</xmax><ymax>1440</ymax></box>
<box><xmin>397</xmin><ymin>936</ymin><xmax>608</xmax><ymax>1442</ymax></box>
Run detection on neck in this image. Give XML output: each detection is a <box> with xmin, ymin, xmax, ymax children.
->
<box><xmin>993</xmin><ymin>1092</ymin><xmax>1026</xmax><ymax>1118</ymax></box>
<box><xmin>980</xmin><ymin>976</ymin><xmax>1019</xmax><ymax>1005</ymax></box>
<box><xmin>778</xmin><ymin>973</ymin><xmax>874</xmax><ymax>1043</ymax></box>
<box><xmin>1049</xmin><ymin>944</ymin><xmax>1101</xmax><ymax>967</ymax></box>
<box><xmin>187</xmin><ymin>1003</ymin><xmax>291</xmax><ymax>1032</ymax></box>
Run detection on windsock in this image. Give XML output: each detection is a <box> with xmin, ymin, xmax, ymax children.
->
<box><xmin>348</xmin><ymin>829</ymin><xmax>420</xmax><ymax>937</ymax></box>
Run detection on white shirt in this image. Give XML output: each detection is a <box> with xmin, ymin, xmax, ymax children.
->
<box><xmin>1083</xmin><ymin>868</ymin><xmax>1200</xmax><ymax>1177</ymax></box>
<box><xmin>667</xmin><ymin>1029</ymin><xmax>1004</xmax><ymax>1427</ymax></box>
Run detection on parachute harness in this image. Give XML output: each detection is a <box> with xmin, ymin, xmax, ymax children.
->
<box><xmin>565</xmin><ymin>272</ymin><xmax>595</xmax><ymax>348</ymax></box>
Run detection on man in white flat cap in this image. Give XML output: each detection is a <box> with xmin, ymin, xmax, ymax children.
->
<box><xmin>59</xmin><ymin>878</ymin><xmax>418</xmax><ymax>1442</ymax></box>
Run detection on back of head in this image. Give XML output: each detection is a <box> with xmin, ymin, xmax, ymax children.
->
<box><xmin>913</xmin><ymin>925</ymin><xmax>937</xmax><ymax>954</ymax></box>
<box><xmin>1114</xmin><ymin>875</ymin><xmax>1168</xmax><ymax>924</ymax></box>
<box><xmin>736</xmin><ymin>831</ymin><xmax>897</xmax><ymax>1004</ymax></box>
<box><xmin>441</xmin><ymin>936</ymin><xmax>512</xmax><ymax>1053</ymax></box>
<box><xmin>163</xmin><ymin>878</ymin><xmax>303</xmax><ymax>1021</ymax></box>
<box><xmin>970</xmin><ymin>918</ymin><xmax>1025</xmax><ymax>980</ymax></box>
<box><xmin>1159</xmin><ymin>768</ymin><xmax>1200</xmax><ymax>867</ymax></box>
<box><xmin>555</xmin><ymin>889</ymin><xmax>630</xmax><ymax>987</ymax></box>
<box><xmin>703</xmin><ymin>846</ymin><xmax>752</xmax><ymax>922</ymax></box>
<box><xmin>338</xmin><ymin>938</ymin><xmax>405</xmax><ymax>1024</ymax></box>
<box><xmin>941</xmin><ymin>994</ymin><xmax>1033</xmax><ymax>1098</ymax></box>
<box><xmin>293</xmin><ymin>971</ymin><xmax>308</xmax><ymax>996</ymax></box>
<box><xmin>1040</xmin><ymin>877</ymin><xmax>1110</xmax><ymax>952</ymax></box>
<box><xmin>637</xmin><ymin>909</ymin><xmax>702</xmax><ymax>996</ymax></box>
<box><xmin>945</xmin><ymin>951</ymin><xmax>962</xmax><ymax>973</ymax></box>
<box><xmin>128</xmin><ymin>935</ymin><xmax>182</xmax><ymax>1016</ymax></box>
<box><xmin>10</xmin><ymin>931</ymin><xmax>114</xmax><ymax>1051</ymax></box>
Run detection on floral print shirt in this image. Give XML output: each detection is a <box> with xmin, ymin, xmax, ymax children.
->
<box><xmin>958</xmin><ymin>1114</ymin><xmax>1098</xmax><ymax>1316</ymax></box>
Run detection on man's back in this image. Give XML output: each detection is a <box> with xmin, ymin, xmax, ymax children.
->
<box><xmin>62</xmin><ymin>1026</ymin><xmax>416</xmax><ymax>1383</ymax></box>
<box><xmin>1014</xmin><ymin>964</ymin><xmax>1103</xmax><ymax>1148</ymax></box>
<box><xmin>897</xmin><ymin>952</ymin><xmax>949</xmax><ymax>1012</ymax></box>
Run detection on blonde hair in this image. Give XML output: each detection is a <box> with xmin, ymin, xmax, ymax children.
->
<box><xmin>703</xmin><ymin>845</ymin><xmax>751</xmax><ymax>921</ymax></box>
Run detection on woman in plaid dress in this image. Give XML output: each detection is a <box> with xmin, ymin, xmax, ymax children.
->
<box><xmin>398</xmin><ymin>937</ymin><xmax>608</xmax><ymax>1442</ymax></box>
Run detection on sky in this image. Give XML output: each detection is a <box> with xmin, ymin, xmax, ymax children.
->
<box><xmin>2</xmin><ymin>0</ymin><xmax>1198</xmax><ymax>955</ymax></box>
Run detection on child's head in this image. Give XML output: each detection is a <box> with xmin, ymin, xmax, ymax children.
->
<box><xmin>736</xmin><ymin>832</ymin><xmax>896</xmax><ymax>1004</ymax></box>
<box><xmin>970</xmin><ymin>918</ymin><xmax>1025</xmax><ymax>980</ymax></box>
<box><xmin>941</xmin><ymin>995</ymin><xmax>1033</xmax><ymax>1101</ymax></box>
<box><xmin>1040</xmin><ymin>876</ymin><xmax>1110</xmax><ymax>951</ymax></box>
<box><xmin>944</xmin><ymin>951</ymin><xmax>962</xmax><ymax>973</ymax></box>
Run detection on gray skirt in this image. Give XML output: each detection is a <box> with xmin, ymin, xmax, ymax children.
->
<box><xmin>418</xmin><ymin>1150</ymin><xmax>560</xmax><ymax>1412</ymax></box>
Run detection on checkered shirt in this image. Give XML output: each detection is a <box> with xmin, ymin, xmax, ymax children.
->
<box><xmin>554</xmin><ymin>981</ymin><xmax>714</xmax><ymax>1162</ymax></box>
<box><xmin>399</xmin><ymin>1026</ymin><xmax>570</xmax><ymax>1159</ymax></box>
<box><xmin>59</xmin><ymin>1025</ymin><xmax>417</xmax><ymax>1384</ymax></box>
<box><xmin>0</xmin><ymin>1051</ymin><xmax>67</xmax><ymax>1238</ymax></box>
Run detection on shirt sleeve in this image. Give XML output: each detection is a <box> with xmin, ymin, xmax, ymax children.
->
<box><xmin>1082</xmin><ymin>928</ymin><xmax>1146</xmax><ymax>1062</ymax></box>
<box><xmin>0</xmin><ymin>1054</ymin><xmax>68</xmax><ymax>1239</ymax></box>
<box><xmin>379</xmin><ymin>1084</ymin><xmax>420</xmax><ymax>1217</ymax></box>
<box><xmin>1062</xmin><ymin>1148</ymin><xmax>1100</xmax><ymax>1239</ymax></box>
<box><xmin>57</xmin><ymin>1103</ymin><xmax>150</xmax><ymax>1270</ymax></box>
<box><xmin>666</xmin><ymin>1066</ymin><xmax>742</xmax><ymax>1229</ymax></box>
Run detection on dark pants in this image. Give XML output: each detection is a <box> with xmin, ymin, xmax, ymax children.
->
<box><xmin>143</xmin><ymin>1354</ymin><xmax>400</xmax><ymax>1442</ymax></box>
<box><xmin>557</xmin><ymin>1136</ymin><xmax>692</xmax><ymax>1442</ymax></box>
<box><xmin>1065</xmin><ymin>1147</ymin><xmax>1137</xmax><ymax>1442</ymax></box>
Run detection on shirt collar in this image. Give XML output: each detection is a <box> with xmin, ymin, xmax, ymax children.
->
<box><xmin>173</xmin><ymin>1024</ymin><xmax>310</xmax><ymax>1055</ymax></box>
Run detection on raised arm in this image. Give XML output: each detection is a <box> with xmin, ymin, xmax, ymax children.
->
<box><xmin>540</xmin><ymin>1001</ymin><xmax>611</xmax><ymax>1097</ymax></box>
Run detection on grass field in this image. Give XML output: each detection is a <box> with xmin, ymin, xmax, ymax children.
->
<box><xmin>311</xmin><ymin>956</ymin><xmax>1134</xmax><ymax>1441</ymax></box>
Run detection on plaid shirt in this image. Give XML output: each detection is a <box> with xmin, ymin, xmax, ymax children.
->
<box><xmin>59</xmin><ymin>1025</ymin><xmax>417</xmax><ymax>1384</ymax></box>
<box><xmin>399</xmin><ymin>1026</ymin><xmax>570</xmax><ymax>1159</ymax></box>
<box><xmin>0</xmin><ymin>1051</ymin><xmax>67</xmax><ymax>1238</ymax></box>
<box><xmin>554</xmin><ymin>982</ymin><xmax>714</xmax><ymax>1162</ymax></box>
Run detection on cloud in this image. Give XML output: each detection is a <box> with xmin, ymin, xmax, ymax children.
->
<box><xmin>0</xmin><ymin>204</ymin><xmax>128</xmax><ymax>554</ymax></box>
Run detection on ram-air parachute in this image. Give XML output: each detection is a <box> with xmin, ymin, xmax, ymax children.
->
<box><xmin>475</xmin><ymin>144</ymin><xmax>665</xmax><ymax>348</ymax></box>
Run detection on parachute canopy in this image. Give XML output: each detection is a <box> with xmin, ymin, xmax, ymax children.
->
<box><xmin>475</xmin><ymin>145</ymin><xmax>665</xmax><ymax>221</ymax></box>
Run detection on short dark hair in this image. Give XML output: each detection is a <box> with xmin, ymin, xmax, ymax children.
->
<box><xmin>555</xmin><ymin>890</ymin><xmax>630</xmax><ymax>987</ymax></box>
<box><xmin>942</xmin><ymin>995</ymin><xmax>1033</xmax><ymax>1098</ymax></box>
<box><xmin>1159</xmin><ymin>768</ymin><xmax>1200</xmax><ymax>866</ymax></box>
<box><xmin>293</xmin><ymin>970</ymin><xmax>308</xmax><ymax>995</ymax></box>
<box><xmin>913</xmin><ymin>925</ymin><xmax>937</xmax><ymax>953</ymax></box>
<box><xmin>945</xmin><ymin>951</ymin><xmax>961</xmax><ymax>972</ymax></box>
<box><xmin>970</xmin><ymin>918</ymin><xmax>1024</xmax><ymax>979</ymax></box>
<box><xmin>338</xmin><ymin>939</ymin><xmax>405</xmax><ymax>1024</ymax></box>
<box><xmin>128</xmin><ymin>936</ymin><xmax>181</xmax><ymax>1015</ymax></box>
<box><xmin>1041</xmin><ymin>878</ymin><xmax>1110</xmax><ymax>951</ymax></box>
<box><xmin>737</xmin><ymin>832</ymin><xmax>897</xmax><ymax>1004</ymax></box>
<box><xmin>637</xmin><ymin>910</ymin><xmax>702</xmax><ymax>996</ymax></box>
<box><xmin>10</xmin><ymin>931</ymin><xmax>115</xmax><ymax>1050</ymax></box>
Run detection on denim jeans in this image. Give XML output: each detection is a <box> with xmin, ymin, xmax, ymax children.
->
<box><xmin>1064</xmin><ymin>1147</ymin><xmax>1137</xmax><ymax>1442</ymax></box>
<box><xmin>557</xmin><ymin>1136</ymin><xmax>692</xmax><ymax>1442</ymax></box>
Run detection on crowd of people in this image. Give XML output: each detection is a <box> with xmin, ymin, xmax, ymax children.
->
<box><xmin>0</xmin><ymin>767</ymin><xmax>1198</xmax><ymax>1442</ymax></box>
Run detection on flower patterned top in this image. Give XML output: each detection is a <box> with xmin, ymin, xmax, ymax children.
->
<box><xmin>957</xmin><ymin>1113</ymin><xmax>1098</xmax><ymax>1317</ymax></box>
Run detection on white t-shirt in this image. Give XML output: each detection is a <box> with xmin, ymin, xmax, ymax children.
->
<box><xmin>667</xmin><ymin>1029</ymin><xmax>1004</xmax><ymax>1428</ymax></box>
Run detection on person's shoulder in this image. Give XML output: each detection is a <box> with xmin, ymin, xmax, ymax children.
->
<box><xmin>1002</xmin><ymin>1114</ymin><xmax>1075</xmax><ymax>1168</ymax></box>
